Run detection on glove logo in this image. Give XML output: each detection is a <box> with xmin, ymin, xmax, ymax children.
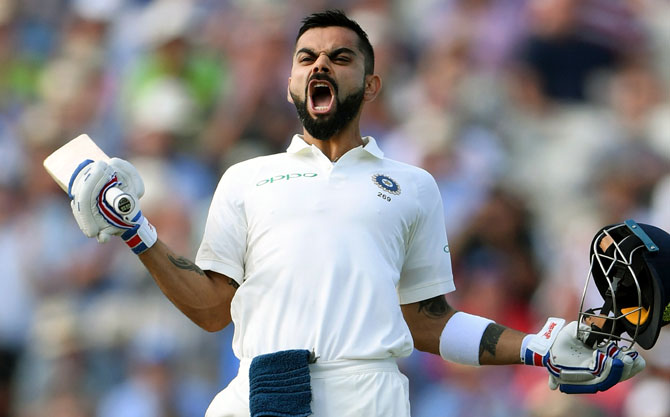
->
<box><xmin>372</xmin><ymin>174</ymin><xmax>401</xmax><ymax>195</ymax></box>
<box><xmin>543</xmin><ymin>322</ymin><xmax>558</xmax><ymax>339</ymax></box>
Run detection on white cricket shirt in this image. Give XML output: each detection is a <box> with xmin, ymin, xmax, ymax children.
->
<box><xmin>196</xmin><ymin>135</ymin><xmax>455</xmax><ymax>361</ymax></box>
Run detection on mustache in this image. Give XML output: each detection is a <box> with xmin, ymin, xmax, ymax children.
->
<box><xmin>306</xmin><ymin>73</ymin><xmax>339</xmax><ymax>95</ymax></box>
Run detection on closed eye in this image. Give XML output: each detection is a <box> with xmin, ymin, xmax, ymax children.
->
<box><xmin>295</xmin><ymin>47</ymin><xmax>357</xmax><ymax>65</ymax></box>
<box><xmin>332</xmin><ymin>56</ymin><xmax>351</xmax><ymax>63</ymax></box>
<box><xmin>296</xmin><ymin>48</ymin><xmax>316</xmax><ymax>64</ymax></box>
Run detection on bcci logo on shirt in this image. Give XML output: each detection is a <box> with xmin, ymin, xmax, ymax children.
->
<box><xmin>372</xmin><ymin>174</ymin><xmax>401</xmax><ymax>195</ymax></box>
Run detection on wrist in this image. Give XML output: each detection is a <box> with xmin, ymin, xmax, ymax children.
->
<box><xmin>521</xmin><ymin>317</ymin><xmax>565</xmax><ymax>366</ymax></box>
<box><xmin>439</xmin><ymin>312</ymin><xmax>494</xmax><ymax>366</ymax></box>
<box><xmin>121</xmin><ymin>215</ymin><xmax>157</xmax><ymax>254</ymax></box>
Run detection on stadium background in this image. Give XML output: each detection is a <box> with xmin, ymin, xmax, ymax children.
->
<box><xmin>1</xmin><ymin>0</ymin><xmax>670</xmax><ymax>416</ymax></box>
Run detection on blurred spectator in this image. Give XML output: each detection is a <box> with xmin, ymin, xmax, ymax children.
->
<box><xmin>450</xmin><ymin>187</ymin><xmax>541</xmax><ymax>316</ymax></box>
<box><xmin>200</xmin><ymin>6</ymin><xmax>297</xmax><ymax>170</ymax></box>
<box><xmin>651</xmin><ymin>174</ymin><xmax>670</xmax><ymax>232</ymax></box>
<box><xmin>0</xmin><ymin>150</ymin><xmax>32</xmax><ymax>417</ymax></box>
<box><xmin>97</xmin><ymin>322</ymin><xmax>209</xmax><ymax>417</ymax></box>
<box><xmin>588</xmin><ymin>143</ymin><xmax>668</xmax><ymax>225</ymax></box>
<box><xmin>623</xmin><ymin>328</ymin><xmax>670</xmax><ymax>417</ymax></box>
<box><xmin>122</xmin><ymin>0</ymin><xmax>229</xmax><ymax>155</ymax></box>
<box><xmin>515</xmin><ymin>0</ymin><xmax>645</xmax><ymax>103</ymax></box>
<box><xmin>411</xmin><ymin>364</ymin><xmax>525</xmax><ymax>417</ymax></box>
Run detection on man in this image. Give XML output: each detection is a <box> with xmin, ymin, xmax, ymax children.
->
<box><xmin>68</xmin><ymin>10</ymin><xmax>645</xmax><ymax>417</ymax></box>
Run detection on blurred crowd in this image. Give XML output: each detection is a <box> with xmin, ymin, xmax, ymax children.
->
<box><xmin>1</xmin><ymin>0</ymin><xmax>670</xmax><ymax>416</ymax></box>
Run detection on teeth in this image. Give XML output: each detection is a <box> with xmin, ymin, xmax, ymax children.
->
<box><xmin>315</xmin><ymin>106</ymin><xmax>329</xmax><ymax>110</ymax></box>
<box><xmin>314</xmin><ymin>83</ymin><xmax>329</xmax><ymax>88</ymax></box>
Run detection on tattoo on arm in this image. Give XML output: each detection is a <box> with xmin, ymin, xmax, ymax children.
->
<box><xmin>227</xmin><ymin>278</ymin><xmax>240</xmax><ymax>289</ymax></box>
<box><xmin>167</xmin><ymin>254</ymin><xmax>241</xmax><ymax>289</ymax></box>
<box><xmin>167</xmin><ymin>254</ymin><xmax>205</xmax><ymax>276</ymax></box>
<box><xmin>417</xmin><ymin>295</ymin><xmax>450</xmax><ymax>319</ymax></box>
<box><xmin>479</xmin><ymin>323</ymin><xmax>506</xmax><ymax>359</ymax></box>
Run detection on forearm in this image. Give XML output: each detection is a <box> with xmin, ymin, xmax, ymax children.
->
<box><xmin>478</xmin><ymin>324</ymin><xmax>525</xmax><ymax>365</ymax></box>
<box><xmin>403</xmin><ymin>297</ymin><xmax>525</xmax><ymax>365</ymax></box>
<box><xmin>138</xmin><ymin>239</ymin><xmax>237</xmax><ymax>332</ymax></box>
<box><xmin>65</xmin><ymin>157</ymin><xmax>236</xmax><ymax>331</ymax></box>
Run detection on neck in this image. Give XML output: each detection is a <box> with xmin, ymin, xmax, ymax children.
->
<box><xmin>302</xmin><ymin>121</ymin><xmax>364</xmax><ymax>162</ymax></box>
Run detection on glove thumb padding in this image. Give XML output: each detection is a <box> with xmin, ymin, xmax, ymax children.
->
<box><xmin>618</xmin><ymin>349</ymin><xmax>646</xmax><ymax>381</ymax></box>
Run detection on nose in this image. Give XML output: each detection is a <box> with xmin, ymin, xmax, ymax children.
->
<box><xmin>312</xmin><ymin>54</ymin><xmax>331</xmax><ymax>74</ymax></box>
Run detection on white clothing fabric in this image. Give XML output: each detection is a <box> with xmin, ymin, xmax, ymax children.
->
<box><xmin>196</xmin><ymin>135</ymin><xmax>454</xmax><ymax>361</ymax></box>
<box><xmin>205</xmin><ymin>358</ymin><xmax>411</xmax><ymax>417</ymax></box>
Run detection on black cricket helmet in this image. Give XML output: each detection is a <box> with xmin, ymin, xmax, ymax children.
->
<box><xmin>578</xmin><ymin>219</ymin><xmax>670</xmax><ymax>350</ymax></box>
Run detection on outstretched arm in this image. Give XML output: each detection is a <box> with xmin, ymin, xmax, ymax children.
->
<box><xmin>138</xmin><ymin>239</ymin><xmax>238</xmax><ymax>332</ymax></box>
<box><xmin>401</xmin><ymin>296</ymin><xmax>524</xmax><ymax>365</ymax></box>
<box><xmin>402</xmin><ymin>295</ymin><xmax>645</xmax><ymax>393</ymax></box>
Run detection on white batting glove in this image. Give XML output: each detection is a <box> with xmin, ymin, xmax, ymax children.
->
<box><xmin>521</xmin><ymin>319</ymin><xmax>645</xmax><ymax>394</ymax></box>
<box><xmin>68</xmin><ymin>158</ymin><xmax>157</xmax><ymax>254</ymax></box>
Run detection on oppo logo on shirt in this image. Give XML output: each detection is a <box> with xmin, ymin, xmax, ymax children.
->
<box><xmin>256</xmin><ymin>173</ymin><xmax>318</xmax><ymax>186</ymax></box>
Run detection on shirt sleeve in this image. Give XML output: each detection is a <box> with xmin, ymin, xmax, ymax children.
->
<box><xmin>397</xmin><ymin>170</ymin><xmax>455</xmax><ymax>304</ymax></box>
<box><xmin>195</xmin><ymin>163</ymin><xmax>248</xmax><ymax>285</ymax></box>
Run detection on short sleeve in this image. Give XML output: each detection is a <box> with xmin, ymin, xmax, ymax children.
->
<box><xmin>397</xmin><ymin>171</ymin><xmax>455</xmax><ymax>304</ymax></box>
<box><xmin>195</xmin><ymin>164</ymin><xmax>248</xmax><ymax>284</ymax></box>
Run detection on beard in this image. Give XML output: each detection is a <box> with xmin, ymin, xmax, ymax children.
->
<box><xmin>291</xmin><ymin>75</ymin><xmax>365</xmax><ymax>141</ymax></box>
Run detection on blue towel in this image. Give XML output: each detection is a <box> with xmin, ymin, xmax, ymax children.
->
<box><xmin>249</xmin><ymin>349</ymin><xmax>313</xmax><ymax>417</ymax></box>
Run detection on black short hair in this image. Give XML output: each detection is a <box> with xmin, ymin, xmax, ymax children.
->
<box><xmin>296</xmin><ymin>10</ymin><xmax>375</xmax><ymax>75</ymax></box>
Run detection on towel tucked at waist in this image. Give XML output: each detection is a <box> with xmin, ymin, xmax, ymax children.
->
<box><xmin>249</xmin><ymin>349</ymin><xmax>314</xmax><ymax>417</ymax></box>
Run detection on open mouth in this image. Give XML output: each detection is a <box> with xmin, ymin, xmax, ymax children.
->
<box><xmin>308</xmin><ymin>80</ymin><xmax>335</xmax><ymax>115</ymax></box>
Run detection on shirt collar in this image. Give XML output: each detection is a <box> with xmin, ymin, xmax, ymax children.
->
<box><xmin>286</xmin><ymin>135</ymin><xmax>384</xmax><ymax>159</ymax></box>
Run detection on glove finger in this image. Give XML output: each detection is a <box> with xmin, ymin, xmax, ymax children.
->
<box><xmin>77</xmin><ymin>161</ymin><xmax>127</xmax><ymax>236</ymax></box>
<box><xmin>97</xmin><ymin>230</ymin><xmax>113</xmax><ymax>243</ymax></box>
<box><xmin>600</xmin><ymin>342</ymin><xmax>621</xmax><ymax>357</ymax></box>
<box><xmin>71</xmin><ymin>190</ymin><xmax>100</xmax><ymax>238</ymax></box>
<box><xmin>78</xmin><ymin>161</ymin><xmax>114</xmax><ymax>216</ymax></box>
<box><xmin>621</xmin><ymin>354</ymin><xmax>646</xmax><ymax>381</ymax></box>
<box><xmin>619</xmin><ymin>356</ymin><xmax>633</xmax><ymax>381</ymax></box>
<box><xmin>548</xmin><ymin>375</ymin><xmax>559</xmax><ymax>391</ymax></box>
<box><xmin>632</xmin><ymin>355</ymin><xmax>646</xmax><ymax>376</ymax></box>
<box><xmin>109</xmin><ymin>158</ymin><xmax>145</xmax><ymax>198</ymax></box>
<box><xmin>612</xmin><ymin>349</ymin><xmax>646</xmax><ymax>381</ymax></box>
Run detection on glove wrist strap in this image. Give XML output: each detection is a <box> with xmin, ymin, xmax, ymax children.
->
<box><xmin>121</xmin><ymin>216</ymin><xmax>157</xmax><ymax>254</ymax></box>
<box><xmin>521</xmin><ymin>317</ymin><xmax>566</xmax><ymax>366</ymax></box>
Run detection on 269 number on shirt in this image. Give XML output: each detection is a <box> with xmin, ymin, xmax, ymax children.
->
<box><xmin>378</xmin><ymin>192</ymin><xmax>392</xmax><ymax>202</ymax></box>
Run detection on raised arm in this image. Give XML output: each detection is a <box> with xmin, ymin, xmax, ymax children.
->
<box><xmin>67</xmin><ymin>158</ymin><xmax>237</xmax><ymax>332</ymax></box>
<box><xmin>138</xmin><ymin>240</ymin><xmax>238</xmax><ymax>332</ymax></box>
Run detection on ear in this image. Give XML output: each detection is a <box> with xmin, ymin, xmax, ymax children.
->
<box><xmin>363</xmin><ymin>74</ymin><xmax>382</xmax><ymax>102</ymax></box>
<box><xmin>287</xmin><ymin>77</ymin><xmax>294</xmax><ymax>103</ymax></box>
